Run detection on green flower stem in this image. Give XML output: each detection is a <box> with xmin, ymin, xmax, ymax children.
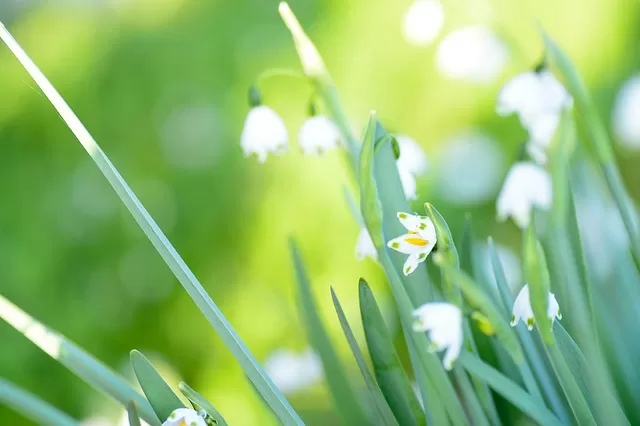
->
<box><xmin>0</xmin><ymin>22</ymin><xmax>303</xmax><ymax>426</ymax></box>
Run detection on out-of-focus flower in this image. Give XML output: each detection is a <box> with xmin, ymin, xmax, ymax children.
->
<box><xmin>413</xmin><ymin>302</ymin><xmax>463</xmax><ymax>370</ymax></box>
<box><xmin>436</xmin><ymin>26</ymin><xmax>508</xmax><ymax>84</ymax></box>
<box><xmin>612</xmin><ymin>75</ymin><xmax>640</xmax><ymax>149</ymax></box>
<box><xmin>356</xmin><ymin>228</ymin><xmax>378</xmax><ymax>262</ymax></box>
<box><xmin>496</xmin><ymin>162</ymin><xmax>552</xmax><ymax>229</ymax></box>
<box><xmin>264</xmin><ymin>347</ymin><xmax>323</xmax><ymax>394</ymax></box>
<box><xmin>510</xmin><ymin>284</ymin><xmax>562</xmax><ymax>330</ymax></box>
<box><xmin>162</xmin><ymin>408</ymin><xmax>207</xmax><ymax>426</ymax></box>
<box><xmin>435</xmin><ymin>132</ymin><xmax>504</xmax><ymax>205</ymax></box>
<box><xmin>402</xmin><ymin>0</ymin><xmax>445</xmax><ymax>46</ymax></box>
<box><xmin>395</xmin><ymin>134</ymin><xmax>428</xmax><ymax>200</ymax></box>
<box><xmin>298</xmin><ymin>115</ymin><xmax>341</xmax><ymax>155</ymax></box>
<box><xmin>387</xmin><ymin>212</ymin><xmax>437</xmax><ymax>275</ymax></box>
<box><xmin>241</xmin><ymin>105</ymin><xmax>288</xmax><ymax>163</ymax></box>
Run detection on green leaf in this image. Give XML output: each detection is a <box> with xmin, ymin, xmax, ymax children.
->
<box><xmin>331</xmin><ymin>287</ymin><xmax>400</xmax><ymax>426</ymax></box>
<box><xmin>0</xmin><ymin>378</ymin><xmax>78</xmax><ymax>426</ymax></box>
<box><xmin>359</xmin><ymin>280</ymin><xmax>426</xmax><ymax>426</ymax></box>
<box><xmin>425</xmin><ymin>203</ymin><xmax>462</xmax><ymax>305</ymax></box>
<box><xmin>290</xmin><ymin>239</ymin><xmax>369</xmax><ymax>425</ymax></box>
<box><xmin>0</xmin><ymin>295</ymin><xmax>159</xmax><ymax>425</ymax></box>
<box><xmin>127</xmin><ymin>402</ymin><xmax>142</xmax><ymax>426</ymax></box>
<box><xmin>547</xmin><ymin>109</ymin><xmax>577</xmax><ymax>226</ymax></box>
<box><xmin>0</xmin><ymin>24</ymin><xmax>303</xmax><ymax>426</ymax></box>
<box><xmin>179</xmin><ymin>382</ymin><xmax>229</xmax><ymax>426</ymax></box>
<box><xmin>434</xmin><ymin>257</ymin><xmax>523</xmax><ymax>364</ymax></box>
<box><xmin>458</xmin><ymin>352</ymin><xmax>563</xmax><ymax>426</ymax></box>
<box><xmin>522</xmin><ymin>226</ymin><xmax>553</xmax><ymax>344</ymax></box>
<box><xmin>542</xmin><ymin>30</ymin><xmax>640</xmax><ymax>269</ymax></box>
<box><xmin>130</xmin><ymin>350</ymin><xmax>184</xmax><ymax>422</ymax></box>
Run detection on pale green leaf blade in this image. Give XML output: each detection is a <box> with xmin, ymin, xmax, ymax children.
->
<box><xmin>178</xmin><ymin>382</ymin><xmax>229</xmax><ymax>426</ymax></box>
<box><xmin>290</xmin><ymin>239</ymin><xmax>369</xmax><ymax>425</ymax></box>
<box><xmin>127</xmin><ymin>402</ymin><xmax>142</xmax><ymax>426</ymax></box>
<box><xmin>0</xmin><ymin>378</ymin><xmax>78</xmax><ymax>426</ymax></box>
<box><xmin>522</xmin><ymin>226</ymin><xmax>553</xmax><ymax>343</ymax></box>
<box><xmin>130</xmin><ymin>350</ymin><xmax>185</xmax><ymax>422</ymax></box>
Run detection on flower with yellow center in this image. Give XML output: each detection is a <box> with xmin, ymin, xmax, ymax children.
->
<box><xmin>162</xmin><ymin>408</ymin><xmax>207</xmax><ymax>426</ymax></box>
<box><xmin>510</xmin><ymin>284</ymin><xmax>562</xmax><ymax>331</ymax></box>
<box><xmin>387</xmin><ymin>212</ymin><xmax>437</xmax><ymax>275</ymax></box>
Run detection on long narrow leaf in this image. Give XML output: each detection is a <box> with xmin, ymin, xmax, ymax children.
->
<box><xmin>0</xmin><ymin>22</ymin><xmax>302</xmax><ymax>426</ymax></box>
<box><xmin>0</xmin><ymin>378</ymin><xmax>78</xmax><ymax>426</ymax></box>
<box><xmin>290</xmin><ymin>239</ymin><xmax>369</xmax><ymax>425</ymax></box>
<box><xmin>127</xmin><ymin>402</ymin><xmax>142</xmax><ymax>426</ymax></box>
<box><xmin>0</xmin><ymin>295</ymin><xmax>158</xmax><ymax>425</ymax></box>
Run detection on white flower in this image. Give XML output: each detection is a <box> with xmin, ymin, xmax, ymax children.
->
<box><xmin>264</xmin><ymin>347</ymin><xmax>323</xmax><ymax>394</ymax></box>
<box><xmin>413</xmin><ymin>302</ymin><xmax>463</xmax><ymax>370</ymax></box>
<box><xmin>612</xmin><ymin>75</ymin><xmax>640</xmax><ymax>149</ymax></box>
<box><xmin>356</xmin><ymin>228</ymin><xmax>378</xmax><ymax>261</ymax></box>
<box><xmin>396</xmin><ymin>135</ymin><xmax>429</xmax><ymax>176</ymax></box>
<box><xmin>510</xmin><ymin>284</ymin><xmax>562</xmax><ymax>330</ymax></box>
<box><xmin>402</xmin><ymin>0</ymin><xmax>445</xmax><ymax>46</ymax></box>
<box><xmin>241</xmin><ymin>105</ymin><xmax>288</xmax><ymax>163</ymax></box>
<box><xmin>399</xmin><ymin>169</ymin><xmax>418</xmax><ymax>200</ymax></box>
<box><xmin>496</xmin><ymin>162</ymin><xmax>552</xmax><ymax>229</ymax></box>
<box><xmin>298</xmin><ymin>115</ymin><xmax>341</xmax><ymax>155</ymax></box>
<box><xmin>387</xmin><ymin>212</ymin><xmax>437</xmax><ymax>275</ymax></box>
<box><xmin>162</xmin><ymin>408</ymin><xmax>206</xmax><ymax>426</ymax></box>
<box><xmin>436</xmin><ymin>27</ymin><xmax>508</xmax><ymax>84</ymax></box>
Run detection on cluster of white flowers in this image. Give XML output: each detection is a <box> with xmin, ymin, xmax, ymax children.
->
<box><xmin>162</xmin><ymin>408</ymin><xmax>207</xmax><ymax>426</ymax></box>
<box><xmin>241</xmin><ymin>103</ymin><xmax>341</xmax><ymax>163</ymax></box>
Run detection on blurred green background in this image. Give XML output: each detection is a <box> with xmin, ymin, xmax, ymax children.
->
<box><xmin>1</xmin><ymin>0</ymin><xmax>639</xmax><ymax>424</ymax></box>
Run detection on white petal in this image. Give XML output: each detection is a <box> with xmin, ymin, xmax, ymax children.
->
<box><xmin>612</xmin><ymin>74</ymin><xmax>640</xmax><ymax>149</ymax></box>
<box><xmin>403</xmin><ymin>253</ymin><xmax>422</xmax><ymax>275</ymax></box>
<box><xmin>496</xmin><ymin>162</ymin><xmax>552</xmax><ymax>229</ymax></box>
<box><xmin>162</xmin><ymin>408</ymin><xmax>206</xmax><ymax>426</ymax></box>
<box><xmin>526</xmin><ymin>113</ymin><xmax>560</xmax><ymax>148</ymax></box>
<box><xmin>298</xmin><ymin>115</ymin><xmax>341</xmax><ymax>155</ymax></box>
<box><xmin>241</xmin><ymin>106</ymin><xmax>288</xmax><ymax>162</ymax></box>
<box><xmin>511</xmin><ymin>284</ymin><xmax>534</xmax><ymax>328</ymax></box>
<box><xmin>356</xmin><ymin>228</ymin><xmax>378</xmax><ymax>261</ymax></box>
<box><xmin>396</xmin><ymin>135</ymin><xmax>428</xmax><ymax>176</ymax></box>
<box><xmin>396</xmin><ymin>212</ymin><xmax>434</xmax><ymax>234</ymax></box>
<box><xmin>442</xmin><ymin>331</ymin><xmax>462</xmax><ymax>370</ymax></box>
<box><xmin>402</xmin><ymin>0</ymin><xmax>445</xmax><ymax>46</ymax></box>
<box><xmin>497</xmin><ymin>72</ymin><xmax>540</xmax><ymax>117</ymax></box>
<box><xmin>413</xmin><ymin>302</ymin><xmax>462</xmax><ymax>331</ymax></box>
<box><xmin>412</xmin><ymin>302</ymin><xmax>463</xmax><ymax>369</ymax></box>
<box><xmin>548</xmin><ymin>292</ymin><xmax>562</xmax><ymax>322</ymax></box>
<box><xmin>387</xmin><ymin>233</ymin><xmax>429</xmax><ymax>255</ymax></box>
<box><xmin>399</xmin><ymin>169</ymin><xmax>418</xmax><ymax>200</ymax></box>
<box><xmin>264</xmin><ymin>348</ymin><xmax>323</xmax><ymax>394</ymax></box>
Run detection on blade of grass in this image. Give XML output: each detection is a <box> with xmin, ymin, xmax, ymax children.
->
<box><xmin>130</xmin><ymin>350</ymin><xmax>184</xmax><ymax>421</ymax></box>
<box><xmin>0</xmin><ymin>295</ymin><xmax>159</xmax><ymax>425</ymax></box>
<box><xmin>127</xmin><ymin>402</ymin><xmax>142</xmax><ymax>426</ymax></box>
<box><xmin>330</xmin><ymin>287</ymin><xmax>400</xmax><ymax>426</ymax></box>
<box><xmin>290</xmin><ymin>239</ymin><xmax>369</xmax><ymax>425</ymax></box>
<box><xmin>0</xmin><ymin>378</ymin><xmax>78</xmax><ymax>426</ymax></box>
<box><xmin>178</xmin><ymin>382</ymin><xmax>229</xmax><ymax>426</ymax></box>
<box><xmin>0</xmin><ymin>23</ymin><xmax>303</xmax><ymax>426</ymax></box>
<box><xmin>359</xmin><ymin>280</ymin><xmax>426</xmax><ymax>426</ymax></box>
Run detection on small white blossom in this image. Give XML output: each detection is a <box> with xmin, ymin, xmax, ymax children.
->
<box><xmin>436</xmin><ymin>27</ymin><xmax>508</xmax><ymax>84</ymax></box>
<box><xmin>399</xmin><ymin>169</ymin><xmax>418</xmax><ymax>200</ymax></box>
<box><xmin>387</xmin><ymin>212</ymin><xmax>437</xmax><ymax>275</ymax></box>
<box><xmin>612</xmin><ymin>75</ymin><xmax>640</xmax><ymax>149</ymax></box>
<box><xmin>356</xmin><ymin>228</ymin><xmax>378</xmax><ymax>262</ymax></box>
<box><xmin>396</xmin><ymin>135</ymin><xmax>429</xmax><ymax>176</ymax></box>
<box><xmin>496</xmin><ymin>162</ymin><xmax>552</xmax><ymax>229</ymax></box>
<box><xmin>264</xmin><ymin>347</ymin><xmax>323</xmax><ymax>394</ymax></box>
<box><xmin>162</xmin><ymin>408</ymin><xmax>207</xmax><ymax>426</ymax></box>
<box><xmin>402</xmin><ymin>0</ymin><xmax>445</xmax><ymax>46</ymax></box>
<box><xmin>510</xmin><ymin>284</ymin><xmax>562</xmax><ymax>330</ymax></box>
<box><xmin>241</xmin><ymin>105</ymin><xmax>288</xmax><ymax>163</ymax></box>
<box><xmin>413</xmin><ymin>302</ymin><xmax>463</xmax><ymax>370</ymax></box>
<box><xmin>298</xmin><ymin>115</ymin><xmax>341</xmax><ymax>155</ymax></box>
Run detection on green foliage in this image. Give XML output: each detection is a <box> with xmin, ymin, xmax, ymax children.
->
<box><xmin>179</xmin><ymin>382</ymin><xmax>229</xmax><ymax>426</ymax></box>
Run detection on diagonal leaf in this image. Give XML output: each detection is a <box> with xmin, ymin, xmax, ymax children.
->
<box><xmin>0</xmin><ymin>295</ymin><xmax>159</xmax><ymax>425</ymax></box>
<box><xmin>179</xmin><ymin>382</ymin><xmax>229</xmax><ymax>426</ymax></box>
<box><xmin>0</xmin><ymin>378</ymin><xmax>78</xmax><ymax>426</ymax></box>
<box><xmin>425</xmin><ymin>203</ymin><xmax>462</xmax><ymax>305</ymax></box>
<box><xmin>290</xmin><ymin>239</ymin><xmax>369</xmax><ymax>425</ymax></box>
<box><xmin>130</xmin><ymin>350</ymin><xmax>184</xmax><ymax>422</ymax></box>
<box><xmin>127</xmin><ymin>402</ymin><xmax>142</xmax><ymax>426</ymax></box>
<box><xmin>331</xmin><ymin>287</ymin><xmax>399</xmax><ymax>426</ymax></box>
<box><xmin>359</xmin><ymin>280</ymin><xmax>426</xmax><ymax>426</ymax></box>
<box><xmin>458</xmin><ymin>352</ymin><xmax>563</xmax><ymax>426</ymax></box>
<box><xmin>0</xmin><ymin>22</ymin><xmax>303</xmax><ymax>426</ymax></box>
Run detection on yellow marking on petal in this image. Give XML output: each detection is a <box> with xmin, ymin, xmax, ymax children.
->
<box><xmin>179</xmin><ymin>421</ymin><xmax>187</xmax><ymax>426</ymax></box>
<box><xmin>408</xmin><ymin>230</ymin><xmax>418</xmax><ymax>235</ymax></box>
<box><xmin>405</xmin><ymin>237</ymin><xmax>428</xmax><ymax>246</ymax></box>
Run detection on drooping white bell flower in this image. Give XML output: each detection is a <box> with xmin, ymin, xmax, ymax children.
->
<box><xmin>399</xmin><ymin>169</ymin><xmax>418</xmax><ymax>201</ymax></box>
<box><xmin>298</xmin><ymin>115</ymin><xmax>342</xmax><ymax>155</ymax></box>
<box><xmin>387</xmin><ymin>212</ymin><xmax>437</xmax><ymax>275</ymax></box>
<box><xmin>496</xmin><ymin>162</ymin><xmax>552</xmax><ymax>229</ymax></box>
<box><xmin>510</xmin><ymin>284</ymin><xmax>562</xmax><ymax>330</ymax></box>
<box><xmin>356</xmin><ymin>228</ymin><xmax>378</xmax><ymax>262</ymax></box>
<box><xmin>264</xmin><ymin>347</ymin><xmax>323</xmax><ymax>394</ymax></box>
<box><xmin>241</xmin><ymin>105</ymin><xmax>288</xmax><ymax>163</ymax></box>
<box><xmin>396</xmin><ymin>135</ymin><xmax>429</xmax><ymax>176</ymax></box>
<box><xmin>413</xmin><ymin>302</ymin><xmax>463</xmax><ymax>370</ymax></box>
<box><xmin>402</xmin><ymin>0</ymin><xmax>445</xmax><ymax>46</ymax></box>
<box><xmin>162</xmin><ymin>408</ymin><xmax>207</xmax><ymax>426</ymax></box>
<box><xmin>612</xmin><ymin>75</ymin><xmax>640</xmax><ymax>149</ymax></box>
<box><xmin>436</xmin><ymin>26</ymin><xmax>508</xmax><ymax>84</ymax></box>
